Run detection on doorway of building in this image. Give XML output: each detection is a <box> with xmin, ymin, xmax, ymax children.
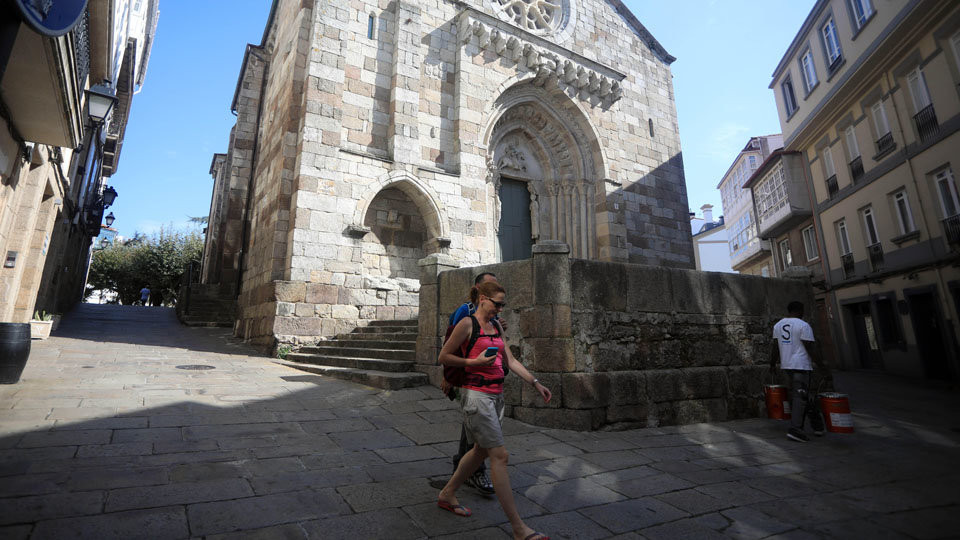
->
<box><xmin>906</xmin><ymin>291</ymin><xmax>952</xmax><ymax>380</ymax></box>
<box><xmin>846</xmin><ymin>302</ymin><xmax>882</xmax><ymax>369</ymax></box>
<box><xmin>497</xmin><ymin>178</ymin><xmax>532</xmax><ymax>261</ymax></box>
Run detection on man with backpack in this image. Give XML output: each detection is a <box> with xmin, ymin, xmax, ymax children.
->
<box><xmin>442</xmin><ymin>271</ymin><xmax>503</xmax><ymax>495</ymax></box>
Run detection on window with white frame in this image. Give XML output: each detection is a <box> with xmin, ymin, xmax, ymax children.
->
<box><xmin>749</xmin><ymin>155</ymin><xmax>758</xmax><ymax>169</ymax></box>
<box><xmin>782</xmin><ymin>76</ymin><xmax>799</xmax><ymax>116</ymax></box>
<box><xmin>779</xmin><ymin>239</ymin><xmax>793</xmax><ymax>268</ymax></box>
<box><xmin>849</xmin><ymin>0</ymin><xmax>874</xmax><ymax>30</ymax></box>
<box><xmin>907</xmin><ymin>68</ymin><xmax>932</xmax><ymax>112</ymax></box>
<box><xmin>823</xmin><ymin>146</ymin><xmax>836</xmax><ymax>178</ymax></box>
<box><xmin>837</xmin><ymin>219</ymin><xmax>852</xmax><ymax>255</ymax></box>
<box><xmin>934</xmin><ymin>168</ymin><xmax>960</xmax><ymax>218</ymax></box>
<box><xmin>800</xmin><ymin>48</ymin><xmax>818</xmax><ymax>93</ymax></box>
<box><xmin>821</xmin><ymin>16</ymin><xmax>843</xmax><ymax>67</ymax></box>
<box><xmin>871</xmin><ymin>100</ymin><xmax>890</xmax><ymax>137</ymax></box>
<box><xmin>802</xmin><ymin>225</ymin><xmax>819</xmax><ymax>261</ymax></box>
<box><xmin>861</xmin><ymin>206</ymin><xmax>880</xmax><ymax>246</ymax></box>
<box><xmin>892</xmin><ymin>189</ymin><xmax>916</xmax><ymax>234</ymax></box>
<box><xmin>133</xmin><ymin>0</ymin><xmax>142</xmax><ymax>11</ymax></box>
<box><xmin>844</xmin><ymin>126</ymin><xmax>860</xmax><ymax>160</ymax></box>
<box><xmin>755</xmin><ymin>163</ymin><xmax>787</xmax><ymax>221</ymax></box>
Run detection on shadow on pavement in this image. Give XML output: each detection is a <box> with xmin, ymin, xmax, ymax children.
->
<box><xmin>0</xmin><ymin>304</ymin><xmax>957</xmax><ymax>538</ymax></box>
<box><xmin>51</xmin><ymin>303</ymin><xmax>259</xmax><ymax>356</ymax></box>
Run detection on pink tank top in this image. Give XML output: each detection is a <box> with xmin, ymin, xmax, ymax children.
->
<box><xmin>462</xmin><ymin>324</ymin><xmax>505</xmax><ymax>395</ymax></box>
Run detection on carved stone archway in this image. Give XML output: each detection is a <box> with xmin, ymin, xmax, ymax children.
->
<box><xmin>485</xmin><ymin>84</ymin><xmax>603</xmax><ymax>259</ymax></box>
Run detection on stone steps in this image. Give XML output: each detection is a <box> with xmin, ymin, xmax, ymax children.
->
<box><xmin>298</xmin><ymin>345</ymin><xmax>414</xmax><ymax>361</ymax></box>
<box><xmin>350</xmin><ymin>322</ymin><xmax>418</xmax><ymax>334</ymax></box>
<box><xmin>279</xmin><ymin>319</ymin><xmax>425</xmax><ymax>390</ymax></box>
<box><xmin>285</xmin><ymin>352</ymin><xmax>415</xmax><ymax>373</ymax></box>
<box><xmin>335</xmin><ymin>332</ymin><xmax>418</xmax><ymax>342</ymax></box>
<box><xmin>272</xmin><ymin>359</ymin><xmax>427</xmax><ymax>390</ymax></box>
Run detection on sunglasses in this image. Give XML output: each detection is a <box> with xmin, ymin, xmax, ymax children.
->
<box><xmin>487</xmin><ymin>299</ymin><xmax>507</xmax><ymax>309</ymax></box>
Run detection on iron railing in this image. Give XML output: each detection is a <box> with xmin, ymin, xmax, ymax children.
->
<box><xmin>943</xmin><ymin>214</ymin><xmax>960</xmax><ymax>246</ymax></box>
<box><xmin>913</xmin><ymin>104</ymin><xmax>939</xmax><ymax>143</ymax></box>
<box><xmin>876</xmin><ymin>132</ymin><xmax>895</xmax><ymax>155</ymax></box>
<box><xmin>841</xmin><ymin>252</ymin><xmax>855</xmax><ymax>279</ymax></box>
<box><xmin>867</xmin><ymin>242</ymin><xmax>884</xmax><ymax>272</ymax></box>
<box><xmin>826</xmin><ymin>175</ymin><xmax>838</xmax><ymax>199</ymax></box>
<box><xmin>849</xmin><ymin>156</ymin><xmax>864</xmax><ymax>183</ymax></box>
<box><xmin>72</xmin><ymin>11</ymin><xmax>90</xmax><ymax>90</ymax></box>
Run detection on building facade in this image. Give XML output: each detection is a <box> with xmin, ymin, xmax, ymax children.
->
<box><xmin>691</xmin><ymin>204</ymin><xmax>734</xmax><ymax>273</ymax></box>
<box><xmin>717</xmin><ymin>135</ymin><xmax>782</xmax><ymax>276</ymax></box>
<box><xmin>198</xmin><ymin>0</ymin><xmax>694</xmax><ymax>348</ymax></box>
<box><xmin>0</xmin><ymin>1</ymin><xmax>158</xmax><ymax>323</ymax></box>
<box><xmin>771</xmin><ymin>0</ymin><xmax>960</xmax><ymax>380</ymax></box>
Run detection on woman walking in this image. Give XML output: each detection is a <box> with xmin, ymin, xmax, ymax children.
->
<box><xmin>437</xmin><ymin>281</ymin><xmax>552</xmax><ymax>540</ymax></box>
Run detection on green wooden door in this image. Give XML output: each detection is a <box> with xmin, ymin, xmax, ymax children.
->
<box><xmin>497</xmin><ymin>178</ymin><xmax>532</xmax><ymax>261</ymax></box>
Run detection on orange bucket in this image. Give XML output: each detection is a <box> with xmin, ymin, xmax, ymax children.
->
<box><xmin>764</xmin><ymin>384</ymin><xmax>791</xmax><ymax>420</ymax></box>
<box><xmin>819</xmin><ymin>392</ymin><xmax>854</xmax><ymax>433</ymax></box>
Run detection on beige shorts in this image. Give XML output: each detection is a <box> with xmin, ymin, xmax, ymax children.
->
<box><xmin>460</xmin><ymin>388</ymin><xmax>505</xmax><ymax>449</ymax></box>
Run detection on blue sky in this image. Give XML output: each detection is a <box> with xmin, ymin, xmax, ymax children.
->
<box><xmin>108</xmin><ymin>0</ymin><xmax>815</xmax><ymax>239</ymax></box>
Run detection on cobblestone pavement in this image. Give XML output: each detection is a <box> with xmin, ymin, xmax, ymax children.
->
<box><xmin>1</xmin><ymin>304</ymin><xmax>958</xmax><ymax>539</ymax></box>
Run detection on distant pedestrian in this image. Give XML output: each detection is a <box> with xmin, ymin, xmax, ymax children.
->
<box><xmin>437</xmin><ymin>281</ymin><xmax>551</xmax><ymax>540</ymax></box>
<box><xmin>139</xmin><ymin>286</ymin><xmax>151</xmax><ymax>306</ymax></box>
<box><xmin>770</xmin><ymin>301</ymin><xmax>829</xmax><ymax>442</ymax></box>
<box><xmin>442</xmin><ymin>271</ymin><xmax>503</xmax><ymax>495</ymax></box>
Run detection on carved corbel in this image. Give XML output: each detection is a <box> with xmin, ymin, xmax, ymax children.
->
<box><xmin>477</xmin><ymin>24</ymin><xmax>491</xmax><ymax>48</ymax></box>
<box><xmin>506</xmin><ymin>36</ymin><xmax>520</xmax><ymax>59</ymax></box>
<box><xmin>576</xmin><ymin>66</ymin><xmax>589</xmax><ymax>89</ymax></box>
<box><xmin>599</xmin><ymin>77</ymin><xmax>612</xmax><ymax>97</ymax></box>
<box><xmin>492</xmin><ymin>30</ymin><xmax>507</xmax><ymax>54</ymax></box>
<box><xmin>525</xmin><ymin>46</ymin><xmax>540</xmax><ymax>69</ymax></box>
<box><xmin>563</xmin><ymin>60</ymin><xmax>577</xmax><ymax>84</ymax></box>
<box><xmin>588</xmin><ymin>72</ymin><xmax>600</xmax><ymax>93</ymax></box>
<box><xmin>610</xmin><ymin>81</ymin><xmax>623</xmax><ymax>101</ymax></box>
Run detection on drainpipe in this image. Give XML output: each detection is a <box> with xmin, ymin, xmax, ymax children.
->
<box><xmin>235</xmin><ymin>46</ymin><xmax>269</xmax><ymax>299</ymax></box>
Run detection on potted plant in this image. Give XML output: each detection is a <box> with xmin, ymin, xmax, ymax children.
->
<box><xmin>30</xmin><ymin>310</ymin><xmax>53</xmax><ymax>340</ymax></box>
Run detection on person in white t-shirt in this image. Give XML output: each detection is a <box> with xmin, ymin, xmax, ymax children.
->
<box><xmin>770</xmin><ymin>301</ymin><xmax>829</xmax><ymax>442</ymax></box>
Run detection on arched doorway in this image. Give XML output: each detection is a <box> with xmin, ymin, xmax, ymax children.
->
<box><xmin>485</xmin><ymin>84</ymin><xmax>605</xmax><ymax>260</ymax></box>
<box><xmin>362</xmin><ymin>187</ymin><xmax>427</xmax><ymax>280</ymax></box>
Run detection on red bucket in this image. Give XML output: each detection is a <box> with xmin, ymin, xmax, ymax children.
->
<box><xmin>819</xmin><ymin>392</ymin><xmax>854</xmax><ymax>433</ymax></box>
<box><xmin>764</xmin><ymin>384</ymin><xmax>791</xmax><ymax>420</ymax></box>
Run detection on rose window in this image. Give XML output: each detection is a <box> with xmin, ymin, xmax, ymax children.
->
<box><xmin>492</xmin><ymin>0</ymin><xmax>566</xmax><ymax>34</ymax></box>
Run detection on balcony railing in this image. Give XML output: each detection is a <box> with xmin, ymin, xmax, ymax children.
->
<box><xmin>867</xmin><ymin>242</ymin><xmax>884</xmax><ymax>272</ymax></box>
<box><xmin>73</xmin><ymin>11</ymin><xmax>90</xmax><ymax>90</ymax></box>
<box><xmin>876</xmin><ymin>132</ymin><xmax>895</xmax><ymax>155</ymax></box>
<box><xmin>841</xmin><ymin>252</ymin><xmax>855</xmax><ymax>279</ymax></box>
<box><xmin>914</xmin><ymin>104</ymin><xmax>940</xmax><ymax>143</ymax></box>
<box><xmin>849</xmin><ymin>156</ymin><xmax>864</xmax><ymax>183</ymax></box>
<box><xmin>826</xmin><ymin>175</ymin><xmax>838</xmax><ymax>199</ymax></box>
<box><xmin>943</xmin><ymin>214</ymin><xmax>960</xmax><ymax>246</ymax></box>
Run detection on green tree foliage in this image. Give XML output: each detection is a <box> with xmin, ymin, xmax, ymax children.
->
<box><xmin>87</xmin><ymin>228</ymin><xmax>203</xmax><ymax>305</ymax></box>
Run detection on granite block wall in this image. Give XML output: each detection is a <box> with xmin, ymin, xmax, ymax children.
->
<box><xmin>418</xmin><ymin>242</ymin><xmax>814</xmax><ymax>430</ymax></box>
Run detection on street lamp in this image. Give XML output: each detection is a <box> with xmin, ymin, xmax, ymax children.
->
<box><xmin>104</xmin><ymin>212</ymin><xmax>115</xmax><ymax>227</ymax></box>
<box><xmin>85</xmin><ymin>84</ymin><xmax>118</xmax><ymax>125</ymax></box>
<box><xmin>100</xmin><ymin>237</ymin><xmax>110</xmax><ymax>249</ymax></box>
<box><xmin>102</xmin><ymin>186</ymin><xmax>117</xmax><ymax>207</ymax></box>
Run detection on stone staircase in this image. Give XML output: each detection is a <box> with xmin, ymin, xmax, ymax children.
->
<box><xmin>274</xmin><ymin>319</ymin><xmax>427</xmax><ymax>389</ymax></box>
<box><xmin>177</xmin><ymin>284</ymin><xmax>236</xmax><ymax>328</ymax></box>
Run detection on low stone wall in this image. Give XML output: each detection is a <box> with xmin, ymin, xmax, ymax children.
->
<box><xmin>236</xmin><ymin>278</ymin><xmax>421</xmax><ymax>351</ymax></box>
<box><xmin>417</xmin><ymin>242</ymin><xmax>813</xmax><ymax>430</ymax></box>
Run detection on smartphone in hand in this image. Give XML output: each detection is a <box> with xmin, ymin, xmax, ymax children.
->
<box><xmin>485</xmin><ymin>346</ymin><xmax>498</xmax><ymax>359</ymax></box>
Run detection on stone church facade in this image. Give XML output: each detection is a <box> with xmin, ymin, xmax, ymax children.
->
<box><xmin>198</xmin><ymin>0</ymin><xmax>693</xmax><ymax>348</ymax></box>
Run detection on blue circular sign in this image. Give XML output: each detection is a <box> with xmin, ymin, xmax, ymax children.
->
<box><xmin>12</xmin><ymin>0</ymin><xmax>89</xmax><ymax>37</ymax></box>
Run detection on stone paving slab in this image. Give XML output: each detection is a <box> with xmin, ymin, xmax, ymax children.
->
<box><xmin>0</xmin><ymin>304</ymin><xmax>958</xmax><ymax>538</ymax></box>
